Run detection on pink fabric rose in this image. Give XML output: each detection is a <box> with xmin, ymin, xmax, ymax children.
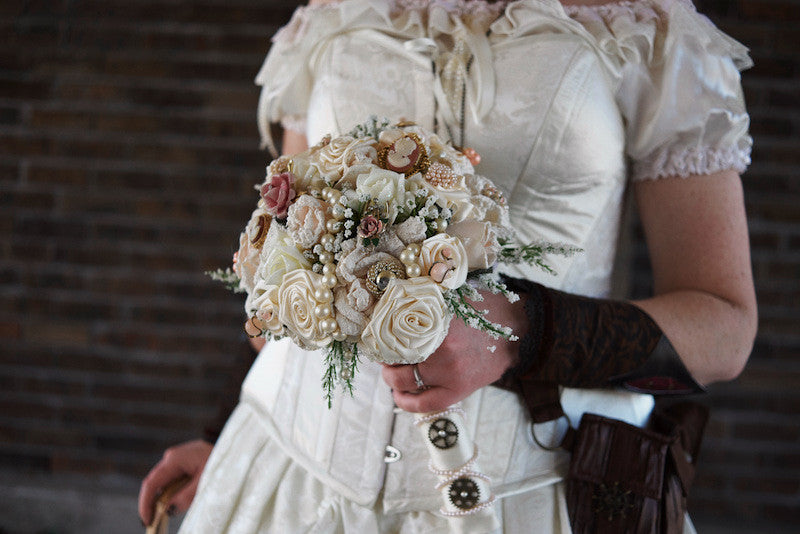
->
<box><xmin>261</xmin><ymin>172</ymin><xmax>297</xmax><ymax>219</ymax></box>
<box><xmin>357</xmin><ymin>215</ymin><xmax>383</xmax><ymax>239</ymax></box>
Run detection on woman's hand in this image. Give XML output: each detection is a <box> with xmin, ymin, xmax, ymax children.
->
<box><xmin>381</xmin><ymin>290</ymin><xmax>528</xmax><ymax>413</ymax></box>
<box><xmin>138</xmin><ymin>439</ymin><xmax>213</xmax><ymax>525</ymax></box>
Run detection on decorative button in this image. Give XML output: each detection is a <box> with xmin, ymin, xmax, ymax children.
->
<box><xmin>384</xmin><ymin>445</ymin><xmax>402</xmax><ymax>463</ymax></box>
<box><xmin>428</xmin><ymin>417</ymin><xmax>458</xmax><ymax>449</ymax></box>
<box><xmin>592</xmin><ymin>482</ymin><xmax>635</xmax><ymax>521</ymax></box>
<box><xmin>448</xmin><ymin>477</ymin><xmax>480</xmax><ymax>510</ymax></box>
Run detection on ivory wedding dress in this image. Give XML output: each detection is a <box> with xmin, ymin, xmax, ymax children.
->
<box><xmin>179</xmin><ymin>0</ymin><xmax>751</xmax><ymax>531</ymax></box>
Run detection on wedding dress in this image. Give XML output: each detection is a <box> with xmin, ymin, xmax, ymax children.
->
<box><xmin>179</xmin><ymin>0</ymin><xmax>751</xmax><ymax>531</ymax></box>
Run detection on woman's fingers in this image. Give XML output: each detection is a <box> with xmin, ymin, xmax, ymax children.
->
<box><xmin>381</xmin><ymin>363</ymin><xmax>433</xmax><ymax>393</ymax></box>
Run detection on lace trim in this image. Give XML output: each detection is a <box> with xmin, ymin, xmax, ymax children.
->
<box><xmin>393</xmin><ymin>0</ymin><xmax>511</xmax><ymax>16</ymax></box>
<box><xmin>280</xmin><ymin>115</ymin><xmax>307</xmax><ymax>135</ymax></box>
<box><xmin>562</xmin><ymin>0</ymin><xmax>693</xmax><ymax>18</ymax></box>
<box><xmin>632</xmin><ymin>144</ymin><xmax>751</xmax><ymax>181</ymax></box>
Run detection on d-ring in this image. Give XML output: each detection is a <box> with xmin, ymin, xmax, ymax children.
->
<box><xmin>529</xmin><ymin>414</ymin><xmax>572</xmax><ymax>451</ymax></box>
<box><xmin>412</xmin><ymin>364</ymin><xmax>426</xmax><ymax>390</ymax></box>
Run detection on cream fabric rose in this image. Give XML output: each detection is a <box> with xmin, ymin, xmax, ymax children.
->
<box><xmin>286</xmin><ymin>195</ymin><xmax>328</xmax><ymax>249</ymax></box>
<box><xmin>317</xmin><ymin>135</ymin><xmax>356</xmax><ymax>172</ymax></box>
<box><xmin>418</xmin><ymin>234</ymin><xmax>469</xmax><ymax>289</ymax></box>
<box><xmin>249</xmin><ymin>281</ymin><xmax>284</xmax><ymax>336</ymax></box>
<box><xmin>276</xmin><ymin>270</ymin><xmax>331</xmax><ymax>348</ymax></box>
<box><xmin>361</xmin><ymin>277</ymin><xmax>451</xmax><ymax>365</ymax></box>
<box><xmin>447</xmin><ymin>219</ymin><xmax>500</xmax><ymax>270</ymax></box>
<box><xmin>334</xmin><ymin>279</ymin><xmax>373</xmax><ymax>339</ymax></box>
<box><xmin>258</xmin><ymin>224</ymin><xmax>312</xmax><ymax>287</ymax></box>
<box><xmin>234</xmin><ymin>207</ymin><xmax>269</xmax><ymax>293</ymax></box>
<box><xmin>356</xmin><ymin>167</ymin><xmax>406</xmax><ymax>222</ymax></box>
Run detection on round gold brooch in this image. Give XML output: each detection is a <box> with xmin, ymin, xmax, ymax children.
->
<box><xmin>365</xmin><ymin>259</ymin><xmax>406</xmax><ymax>296</ymax></box>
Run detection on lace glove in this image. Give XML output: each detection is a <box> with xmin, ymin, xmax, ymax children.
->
<box><xmin>495</xmin><ymin>277</ymin><xmax>704</xmax><ymax>422</ymax></box>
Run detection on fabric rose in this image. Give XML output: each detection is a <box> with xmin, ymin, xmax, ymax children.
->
<box><xmin>355</xmin><ymin>167</ymin><xmax>406</xmax><ymax>223</ymax></box>
<box><xmin>357</xmin><ymin>215</ymin><xmax>383</xmax><ymax>239</ymax></box>
<box><xmin>286</xmin><ymin>195</ymin><xmax>328</xmax><ymax>249</ymax></box>
<box><xmin>447</xmin><ymin>219</ymin><xmax>500</xmax><ymax>270</ymax></box>
<box><xmin>276</xmin><ymin>270</ymin><xmax>332</xmax><ymax>348</ymax></box>
<box><xmin>418</xmin><ymin>234</ymin><xmax>469</xmax><ymax>289</ymax></box>
<box><xmin>249</xmin><ymin>281</ymin><xmax>284</xmax><ymax>336</ymax></box>
<box><xmin>261</xmin><ymin>172</ymin><xmax>297</xmax><ymax>219</ymax></box>
<box><xmin>234</xmin><ymin>207</ymin><xmax>270</xmax><ymax>293</ymax></box>
<box><xmin>258</xmin><ymin>224</ymin><xmax>312</xmax><ymax>287</ymax></box>
<box><xmin>334</xmin><ymin>279</ymin><xmax>374</xmax><ymax>339</ymax></box>
<box><xmin>360</xmin><ymin>277</ymin><xmax>451</xmax><ymax>365</ymax></box>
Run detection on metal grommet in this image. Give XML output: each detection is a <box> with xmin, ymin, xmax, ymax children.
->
<box><xmin>529</xmin><ymin>413</ymin><xmax>572</xmax><ymax>451</ymax></box>
<box><xmin>384</xmin><ymin>444</ymin><xmax>402</xmax><ymax>463</ymax></box>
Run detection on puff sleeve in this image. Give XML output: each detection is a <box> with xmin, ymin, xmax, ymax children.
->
<box><xmin>569</xmin><ymin>0</ymin><xmax>753</xmax><ymax>182</ymax></box>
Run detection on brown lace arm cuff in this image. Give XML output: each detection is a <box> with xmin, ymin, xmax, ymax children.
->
<box><xmin>496</xmin><ymin>276</ymin><xmax>703</xmax><ymax>399</ymax></box>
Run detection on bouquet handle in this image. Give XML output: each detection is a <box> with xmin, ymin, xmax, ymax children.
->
<box><xmin>414</xmin><ymin>405</ymin><xmax>499</xmax><ymax>532</ymax></box>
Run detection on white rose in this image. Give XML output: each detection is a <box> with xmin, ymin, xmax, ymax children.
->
<box><xmin>258</xmin><ymin>224</ymin><xmax>312</xmax><ymax>287</ymax></box>
<box><xmin>356</xmin><ymin>167</ymin><xmax>406</xmax><ymax>223</ymax></box>
<box><xmin>447</xmin><ymin>219</ymin><xmax>500</xmax><ymax>270</ymax></box>
<box><xmin>248</xmin><ymin>281</ymin><xmax>284</xmax><ymax>336</ymax></box>
<box><xmin>286</xmin><ymin>195</ymin><xmax>328</xmax><ymax>249</ymax></box>
<box><xmin>418</xmin><ymin>234</ymin><xmax>469</xmax><ymax>289</ymax></box>
<box><xmin>361</xmin><ymin>277</ymin><xmax>451</xmax><ymax>365</ymax></box>
<box><xmin>276</xmin><ymin>270</ymin><xmax>332</xmax><ymax>348</ymax></box>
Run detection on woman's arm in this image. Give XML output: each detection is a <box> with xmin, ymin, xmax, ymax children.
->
<box><xmin>383</xmin><ymin>169</ymin><xmax>757</xmax><ymax>413</ymax></box>
<box><xmin>631</xmin><ymin>169</ymin><xmax>757</xmax><ymax>384</ymax></box>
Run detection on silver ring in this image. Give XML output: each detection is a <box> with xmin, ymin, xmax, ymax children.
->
<box><xmin>412</xmin><ymin>364</ymin><xmax>426</xmax><ymax>390</ymax></box>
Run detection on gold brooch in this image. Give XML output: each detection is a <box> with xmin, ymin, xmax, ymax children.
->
<box><xmin>378</xmin><ymin>133</ymin><xmax>429</xmax><ymax>177</ymax></box>
<box><xmin>365</xmin><ymin>259</ymin><xmax>406</xmax><ymax>296</ymax></box>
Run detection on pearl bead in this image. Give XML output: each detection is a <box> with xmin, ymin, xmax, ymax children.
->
<box><xmin>320</xmin><ymin>318</ymin><xmax>338</xmax><ymax>334</ymax></box>
<box><xmin>314</xmin><ymin>303</ymin><xmax>333</xmax><ymax>319</ymax></box>
<box><xmin>314</xmin><ymin>287</ymin><xmax>333</xmax><ymax>302</ymax></box>
<box><xmin>435</xmin><ymin>218</ymin><xmax>448</xmax><ymax>232</ymax></box>
<box><xmin>406</xmin><ymin>263</ymin><xmax>422</xmax><ymax>278</ymax></box>
<box><xmin>320</xmin><ymin>233</ymin><xmax>335</xmax><ymax>247</ymax></box>
<box><xmin>327</xmin><ymin>189</ymin><xmax>341</xmax><ymax>204</ymax></box>
<box><xmin>322</xmin><ymin>187</ymin><xmax>335</xmax><ymax>201</ymax></box>
<box><xmin>331</xmin><ymin>204</ymin><xmax>346</xmax><ymax>220</ymax></box>
<box><xmin>399</xmin><ymin>249</ymin><xmax>416</xmax><ymax>265</ymax></box>
<box><xmin>322</xmin><ymin>263</ymin><xmax>336</xmax><ymax>275</ymax></box>
<box><xmin>326</xmin><ymin>219</ymin><xmax>342</xmax><ymax>233</ymax></box>
<box><xmin>318</xmin><ymin>251</ymin><xmax>334</xmax><ymax>264</ymax></box>
<box><xmin>333</xmin><ymin>331</ymin><xmax>347</xmax><ymax>342</ymax></box>
<box><xmin>407</xmin><ymin>243</ymin><xmax>421</xmax><ymax>255</ymax></box>
<box><xmin>322</xmin><ymin>272</ymin><xmax>338</xmax><ymax>288</ymax></box>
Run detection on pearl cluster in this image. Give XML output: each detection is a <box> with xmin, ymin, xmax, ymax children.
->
<box><xmin>399</xmin><ymin>242</ymin><xmax>423</xmax><ymax>278</ymax></box>
<box><xmin>425</xmin><ymin>162</ymin><xmax>458</xmax><ymax>189</ymax></box>
<box><xmin>480</xmin><ymin>184</ymin><xmax>506</xmax><ymax>206</ymax></box>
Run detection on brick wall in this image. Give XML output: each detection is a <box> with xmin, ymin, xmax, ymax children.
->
<box><xmin>1</xmin><ymin>0</ymin><xmax>797</xmax><ymax>528</ymax></box>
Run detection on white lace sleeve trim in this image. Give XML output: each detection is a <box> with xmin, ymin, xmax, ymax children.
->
<box><xmin>280</xmin><ymin>115</ymin><xmax>308</xmax><ymax>135</ymax></box>
<box><xmin>632</xmin><ymin>144</ymin><xmax>751</xmax><ymax>182</ymax></box>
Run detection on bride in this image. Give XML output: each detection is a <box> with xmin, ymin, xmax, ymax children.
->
<box><xmin>139</xmin><ymin>0</ymin><xmax>756</xmax><ymax>531</ymax></box>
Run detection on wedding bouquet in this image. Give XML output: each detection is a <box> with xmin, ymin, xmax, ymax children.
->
<box><xmin>210</xmin><ymin>117</ymin><xmax>577</xmax><ymax>404</ymax></box>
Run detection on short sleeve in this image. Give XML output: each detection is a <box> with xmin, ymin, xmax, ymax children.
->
<box><xmin>568</xmin><ymin>0</ymin><xmax>753</xmax><ymax>181</ymax></box>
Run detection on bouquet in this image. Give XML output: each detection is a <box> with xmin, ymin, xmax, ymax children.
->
<box><xmin>210</xmin><ymin>117</ymin><xmax>577</xmax><ymax>404</ymax></box>
<box><xmin>210</xmin><ymin>117</ymin><xmax>578</xmax><ymax>524</ymax></box>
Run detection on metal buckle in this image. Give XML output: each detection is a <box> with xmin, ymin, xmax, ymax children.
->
<box><xmin>529</xmin><ymin>413</ymin><xmax>572</xmax><ymax>451</ymax></box>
